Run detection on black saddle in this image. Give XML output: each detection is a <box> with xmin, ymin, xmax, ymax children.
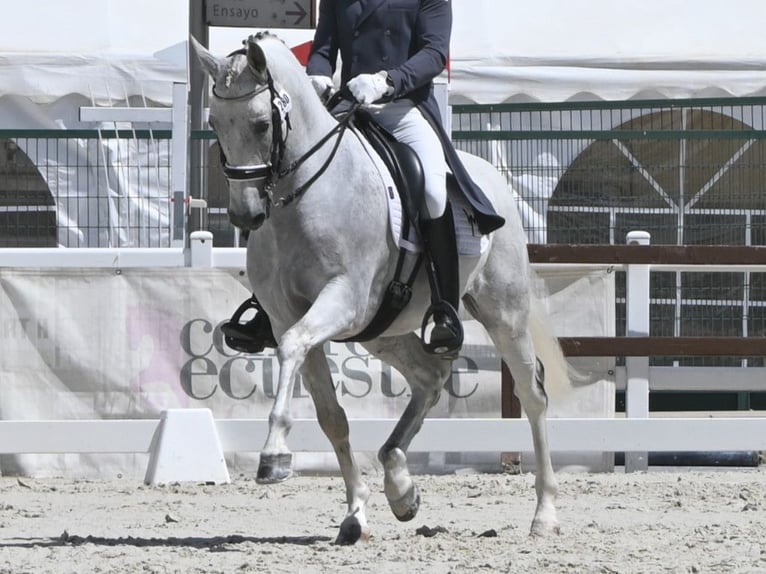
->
<box><xmin>352</xmin><ymin>109</ymin><xmax>426</xmax><ymax>227</ymax></box>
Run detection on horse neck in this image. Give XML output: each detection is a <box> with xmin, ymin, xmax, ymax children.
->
<box><xmin>263</xmin><ymin>56</ymin><xmax>380</xmax><ymax>205</ymax></box>
<box><xmin>278</xmin><ymin>95</ymin><xmax>373</xmax><ymax>195</ymax></box>
<box><xmin>283</xmin><ymin>100</ymin><xmax>338</xmax><ymax>163</ymax></box>
<box><xmin>270</xmin><ymin>99</ymin><xmax>387</xmax><ymax>230</ymax></box>
<box><xmin>262</xmin><ymin>44</ymin><xmax>360</xmax><ymax>168</ymax></box>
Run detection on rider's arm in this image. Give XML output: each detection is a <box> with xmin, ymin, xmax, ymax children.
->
<box><xmin>384</xmin><ymin>0</ymin><xmax>451</xmax><ymax>98</ymax></box>
<box><xmin>306</xmin><ymin>0</ymin><xmax>338</xmax><ymax>79</ymax></box>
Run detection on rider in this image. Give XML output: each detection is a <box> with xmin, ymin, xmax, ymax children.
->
<box><xmin>223</xmin><ymin>0</ymin><xmax>504</xmax><ymax>357</ymax></box>
<box><xmin>306</xmin><ymin>0</ymin><xmax>504</xmax><ymax>357</ymax></box>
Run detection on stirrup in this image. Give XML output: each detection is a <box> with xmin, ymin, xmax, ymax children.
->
<box><xmin>221</xmin><ymin>295</ymin><xmax>277</xmax><ymax>354</ymax></box>
<box><xmin>420</xmin><ymin>300</ymin><xmax>463</xmax><ymax>359</ymax></box>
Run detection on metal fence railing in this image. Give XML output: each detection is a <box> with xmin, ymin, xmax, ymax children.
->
<box><xmin>451</xmin><ymin>97</ymin><xmax>766</xmax><ymax>246</ymax></box>
<box><xmin>0</xmin><ymin>129</ymin><xmax>173</xmax><ymax>248</ymax></box>
<box><xmin>452</xmin><ymin>98</ymin><xmax>766</xmax><ymax>384</ymax></box>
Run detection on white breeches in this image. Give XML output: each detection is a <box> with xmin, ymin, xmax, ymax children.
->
<box><xmin>367</xmin><ymin>100</ymin><xmax>447</xmax><ymax>220</ymax></box>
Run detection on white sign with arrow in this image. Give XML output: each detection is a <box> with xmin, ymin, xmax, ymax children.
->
<box><xmin>206</xmin><ymin>0</ymin><xmax>316</xmax><ymax>29</ymax></box>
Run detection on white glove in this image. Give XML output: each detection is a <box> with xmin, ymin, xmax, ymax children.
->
<box><xmin>348</xmin><ymin>71</ymin><xmax>390</xmax><ymax>104</ymax></box>
<box><xmin>309</xmin><ymin>75</ymin><xmax>334</xmax><ymax>99</ymax></box>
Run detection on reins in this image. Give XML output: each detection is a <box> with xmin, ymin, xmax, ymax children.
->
<box><xmin>268</xmin><ymin>99</ymin><xmax>360</xmax><ymax>207</ymax></box>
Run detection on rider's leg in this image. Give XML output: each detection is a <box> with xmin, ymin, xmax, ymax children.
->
<box><xmin>418</xmin><ymin>201</ymin><xmax>463</xmax><ymax>355</ymax></box>
<box><xmin>370</xmin><ymin>101</ymin><xmax>462</xmax><ymax>356</ymax></box>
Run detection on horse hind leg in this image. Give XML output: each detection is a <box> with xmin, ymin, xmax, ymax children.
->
<box><xmin>465</xmin><ymin>282</ymin><xmax>561</xmax><ymax>535</ymax></box>
<box><xmin>487</xmin><ymin>324</ymin><xmax>560</xmax><ymax>536</ymax></box>
<box><xmin>363</xmin><ymin>333</ymin><xmax>451</xmax><ymax>522</ymax></box>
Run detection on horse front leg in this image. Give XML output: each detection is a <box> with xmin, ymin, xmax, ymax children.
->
<box><xmin>256</xmin><ymin>280</ymin><xmax>358</xmax><ymax>484</ymax></box>
<box><xmin>300</xmin><ymin>347</ymin><xmax>371</xmax><ymax>544</ymax></box>
<box><xmin>363</xmin><ymin>333</ymin><xmax>452</xmax><ymax>521</ymax></box>
<box><xmin>255</xmin><ymin>347</ymin><xmax>296</xmax><ymax>483</ymax></box>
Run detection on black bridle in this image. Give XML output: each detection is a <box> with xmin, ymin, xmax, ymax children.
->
<box><xmin>214</xmin><ymin>50</ymin><xmax>358</xmax><ymax>209</ymax></box>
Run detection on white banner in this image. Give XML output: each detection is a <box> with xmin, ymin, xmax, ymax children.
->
<box><xmin>0</xmin><ymin>267</ymin><xmax>613</xmax><ymax>477</ymax></box>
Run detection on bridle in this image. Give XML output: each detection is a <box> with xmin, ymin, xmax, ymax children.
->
<box><xmin>214</xmin><ymin>49</ymin><xmax>358</xmax><ymax>209</ymax></box>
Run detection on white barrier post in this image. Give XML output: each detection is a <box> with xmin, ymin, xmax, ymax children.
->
<box><xmin>625</xmin><ymin>231</ymin><xmax>651</xmax><ymax>472</ymax></box>
<box><xmin>189</xmin><ymin>230</ymin><xmax>213</xmax><ymax>268</ymax></box>
<box><xmin>144</xmin><ymin>409</ymin><xmax>230</xmax><ymax>485</ymax></box>
<box><xmin>171</xmin><ymin>82</ymin><xmax>190</xmax><ymax>248</ymax></box>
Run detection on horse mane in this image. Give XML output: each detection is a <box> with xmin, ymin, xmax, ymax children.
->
<box><xmin>248</xmin><ymin>32</ymin><xmax>301</xmax><ymax>77</ymax></box>
<box><xmin>221</xmin><ymin>32</ymin><xmax>306</xmax><ymax>93</ymax></box>
<box><xmin>248</xmin><ymin>31</ymin><xmax>280</xmax><ymax>43</ymax></box>
<box><xmin>245</xmin><ymin>32</ymin><xmax>332</xmax><ymax>121</ymax></box>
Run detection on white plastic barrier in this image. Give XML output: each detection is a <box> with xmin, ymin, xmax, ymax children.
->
<box><xmin>2</xmin><ymin>413</ymin><xmax>766</xmax><ymax>484</ymax></box>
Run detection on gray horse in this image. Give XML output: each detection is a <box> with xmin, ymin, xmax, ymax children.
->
<box><xmin>192</xmin><ymin>33</ymin><xmax>574</xmax><ymax>544</ymax></box>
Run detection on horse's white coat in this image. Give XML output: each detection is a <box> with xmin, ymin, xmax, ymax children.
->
<box><xmin>192</xmin><ymin>34</ymin><xmax>573</xmax><ymax>543</ymax></box>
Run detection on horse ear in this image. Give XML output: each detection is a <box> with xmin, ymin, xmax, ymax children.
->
<box><xmin>190</xmin><ymin>36</ymin><xmax>224</xmax><ymax>80</ymax></box>
<box><xmin>246</xmin><ymin>37</ymin><xmax>268</xmax><ymax>80</ymax></box>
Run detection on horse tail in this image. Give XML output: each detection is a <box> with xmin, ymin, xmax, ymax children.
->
<box><xmin>527</xmin><ymin>279</ymin><xmax>591</xmax><ymax>401</ymax></box>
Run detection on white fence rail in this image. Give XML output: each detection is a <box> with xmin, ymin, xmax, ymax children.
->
<box><xmin>1</xmin><ymin>415</ymin><xmax>765</xmax><ymax>484</ymax></box>
<box><xmin>3</xmin><ymin>417</ymin><xmax>766</xmax><ymax>456</ymax></box>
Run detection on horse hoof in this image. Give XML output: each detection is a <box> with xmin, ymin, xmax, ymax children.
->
<box><xmin>256</xmin><ymin>453</ymin><xmax>293</xmax><ymax>484</ymax></box>
<box><xmin>530</xmin><ymin>519</ymin><xmax>561</xmax><ymax>537</ymax></box>
<box><xmin>335</xmin><ymin>515</ymin><xmax>370</xmax><ymax>545</ymax></box>
<box><xmin>389</xmin><ymin>484</ymin><xmax>421</xmax><ymax>522</ymax></box>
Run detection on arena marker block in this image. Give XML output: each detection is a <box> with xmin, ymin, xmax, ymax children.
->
<box><xmin>144</xmin><ymin>409</ymin><xmax>230</xmax><ymax>485</ymax></box>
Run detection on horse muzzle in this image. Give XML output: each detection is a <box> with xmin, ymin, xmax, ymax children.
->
<box><xmin>228</xmin><ymin>184</ymin><xmax>270</xmax><ymax>230</ymax></box>
<box><xmin>228</xmin><ymin>208</ymin><xmax>267</xmax><ymax>231</ymax></box>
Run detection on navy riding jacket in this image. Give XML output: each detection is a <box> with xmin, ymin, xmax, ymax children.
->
<box><xmin>307</xmin><ymin>0</ymin><xmax>505</xmax><ymax>235</ymax></box>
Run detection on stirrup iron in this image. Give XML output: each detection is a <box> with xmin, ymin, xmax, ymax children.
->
<box><xmin>420</xmin><ymin>300</ymin><xmax>463</xmax><ymax>358</ymax></box>
<box><xmin>221</xmin><ymin>295</ymin><xmax>277</xmax><ymax>354</ymax></box>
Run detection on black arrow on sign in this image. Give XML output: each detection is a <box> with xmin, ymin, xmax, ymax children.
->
<box><xmin>286</xmin><ymin>1</ymin><xmax>307</xmax><ymax>26</ymax></box>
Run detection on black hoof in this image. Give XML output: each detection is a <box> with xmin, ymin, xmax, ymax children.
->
<box><xmin>335</xmin><ymin>515</ymin><xmax>364</xmax><ymax>545</ymax></box>
<box><xmin>256</xmin><ymin>453</ymin><xmax>293</xmax><ymax>484</ymax></box>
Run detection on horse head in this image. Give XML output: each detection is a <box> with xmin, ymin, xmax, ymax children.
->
<box><xmin>191</xmin><ymin>34</ymin><xmax>288</xmax><ymax>231</ymax></box>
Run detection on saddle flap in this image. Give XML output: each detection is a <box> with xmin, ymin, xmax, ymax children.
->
<box><xmin>352</xmin><ymin>110</ymin><xmax>425</xmax><ymax>224</ymax></box>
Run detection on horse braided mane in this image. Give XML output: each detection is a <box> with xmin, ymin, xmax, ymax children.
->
<box><xmin>223</xmin><ymin>31</ymin><xmax>291</xmax><ymax>88</ymax></box>
<box><xmin>246</xmin><ymin>31</ymin><xmax>283</xmax><ymax>44</ymax></box>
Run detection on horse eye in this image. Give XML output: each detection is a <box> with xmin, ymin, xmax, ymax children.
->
<box><xmin>252</xmin><ymin>119</ymin><xmax>270</xmax><ymax>134</ymax></box>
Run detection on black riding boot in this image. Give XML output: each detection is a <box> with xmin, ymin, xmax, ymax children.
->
<box><xmin>419</xmin><ymin>204</ymin><xmax>463</xmax><ymax>358</ymax></box>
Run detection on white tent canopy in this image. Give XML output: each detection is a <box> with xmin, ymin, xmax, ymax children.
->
<box><xmin>0</xmin><ymin>0</ymin><xmax>187</xmax><ymax>108</ymax></box>
<box><xmin>448</xmin><ymin>0</ymin><xmax>766</xmax><ymax>103</ymax></box>
<box><xmin>2</xmin><ymin>0</ymin><xmax>766</xmax><ymax>110</ymax></box>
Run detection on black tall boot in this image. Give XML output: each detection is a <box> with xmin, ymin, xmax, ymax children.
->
<box><xmin>419</xmin><ymin>203</ymin><xmax>463</xmax><ymax>358</ymax></box>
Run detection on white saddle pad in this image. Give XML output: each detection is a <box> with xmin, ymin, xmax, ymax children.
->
<box><xmin>380</xmin><ymin>169</ymin><xmax>488</xmax><ymax>257</ymax></box>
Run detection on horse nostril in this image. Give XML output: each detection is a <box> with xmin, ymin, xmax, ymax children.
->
<box><xmin>252</xmin><ymin>213</ymin><xmax>266</xmax><ymax>229</ymax></box>
<box><xmin>229</xmin><ymin>211</ymin><xmax>266</xmax><ymax>231</ymax></box>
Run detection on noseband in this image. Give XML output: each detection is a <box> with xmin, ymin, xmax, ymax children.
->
<box><xmin>214</xmin><ymin>49</ymin><xmax>358</xmax><ymax>209</ymax></box>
